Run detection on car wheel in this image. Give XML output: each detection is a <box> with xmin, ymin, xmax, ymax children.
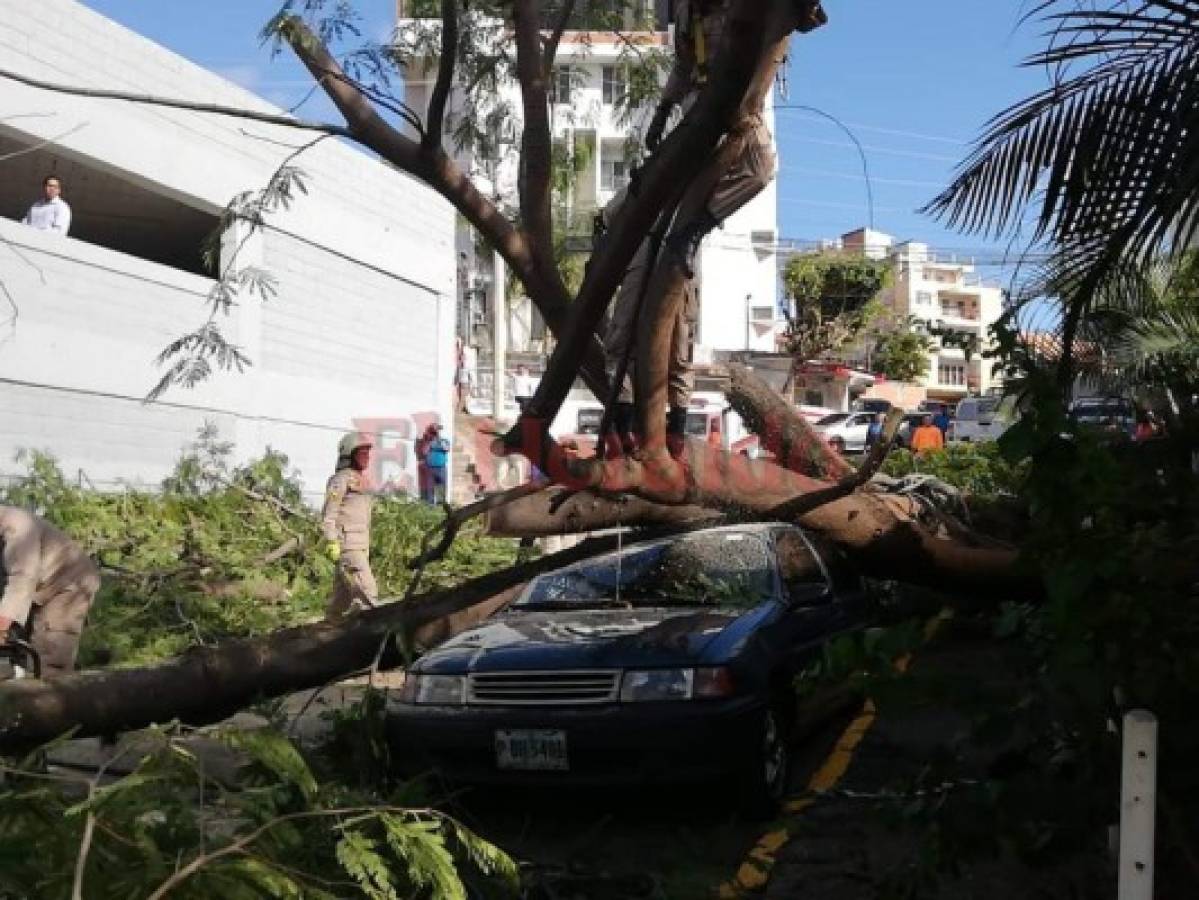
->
<box><xmin>737</xmin><ymin>704</ymin><xmax>791</xmax><ymax>819</ymax></box>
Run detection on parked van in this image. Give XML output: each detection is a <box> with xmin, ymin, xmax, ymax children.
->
<box><xmin>950</xmin><ymin>395</ymin><xmax>1016</xmax><ymax>443</ymax></box>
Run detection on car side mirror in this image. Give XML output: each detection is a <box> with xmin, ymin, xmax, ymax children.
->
<box><xmin>786</xmin><ymin>582</ymin><xmax>832</xmax><ymax>607</ymax></box>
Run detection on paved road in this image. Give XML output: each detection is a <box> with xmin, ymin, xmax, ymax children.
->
<box><xmin>437</xmin><ymin>711</ymin><xmax>857</xmax><ymax>900</ymax></box>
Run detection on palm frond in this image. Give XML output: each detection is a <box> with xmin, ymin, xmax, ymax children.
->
<box><xmin>926</xmin><ymin>2</ymin><xmax>1199</xmax><ymax>270</ymax></box>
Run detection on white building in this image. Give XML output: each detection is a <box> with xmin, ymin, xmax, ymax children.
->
<box><xmin>397</xmin><ymin>0</ymin><xmax>782</xmax><ymax>381</ymax></box>
<box><xmin>841</xmin><ymin>228</ymin><xmax>1006</xmax><ymax>401</ymax></box>
<box><xmin>0</xmin><ymin>0</ymin><xmax>457</xmax><ymax>502</ymax></box>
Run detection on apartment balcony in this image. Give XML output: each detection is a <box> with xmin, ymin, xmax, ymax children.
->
<box><xmin>927</xmin><ymin>355</ymin><xmax>982</xmax><ymax>396</ymax></box>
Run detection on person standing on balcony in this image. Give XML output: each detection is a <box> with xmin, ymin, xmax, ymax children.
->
<box><xmin>0</xmin><ymin>505</ymin><xmax>100</xmax><ymax>679</ymax></box>
<box><xmin>22</xmin><ymin>175</ymin><xmax>72</xmax><ymax>236</ymax></box>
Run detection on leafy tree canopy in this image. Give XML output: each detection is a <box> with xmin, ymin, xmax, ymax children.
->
<box><xmin>781</xmin><ymin>252</ymin><xmax>890</xmax><ymax>362</ymax></box>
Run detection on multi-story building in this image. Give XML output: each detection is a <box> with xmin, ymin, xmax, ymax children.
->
<box><xmin>397</xmin><ymin>0</ymin><xmax>782</xmax><ymax>408</ymax></box>
<box><xmin>0</xmin><ymin>0</ymin><xmax>457</xmax><ymax>502</ymax></box>
<box><xmin>841</xmin><ymin>229</ymin><xmax>1005</xmax><ymax>401</ymax></box>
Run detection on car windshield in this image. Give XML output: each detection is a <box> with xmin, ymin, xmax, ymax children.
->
<box><xmin>816</xmin><ymin>414</ymin><xmax>847</xmax><ymax>427</ymax></box>
<box><xmin>685</xmin><ymin>412</ymin><xmax>710</xmax><ymax>436</ymax></box>
<box><xmin>516</xmin><ymin>531</ymin><xmax>775</xmax><ymax>610</ymax></box>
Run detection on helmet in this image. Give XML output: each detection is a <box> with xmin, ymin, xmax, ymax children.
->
<box><xmin>338</xmin><ymin>431</ymin><xmax>373</xmax><ymax>458</ymax></box>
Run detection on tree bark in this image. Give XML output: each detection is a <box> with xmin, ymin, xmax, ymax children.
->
<box><xmin>725</xmin><ymin>365</ymin><xmax>855</xmax><ymax>481</ymax></box>
<box><xmin>279</xmin><ymin>17</ymin><xmax>611</xmax><ymax>398</ymax></box>
<box><xmin>485</xmin><ymin>487</ymin><xmax>718</xmax><ymax>536</ymax></box>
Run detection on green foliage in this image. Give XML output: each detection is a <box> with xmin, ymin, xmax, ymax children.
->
<box><xmin>0</xmin><ymin>725</ymin><xmax>520</xmax><ymax>900</ymax></box>
<box><xmin>781</xmin><ymin>252</ymin><xmax>890</xmax><ymax>362</ymax></box>
<box><xmin>881</xmin><ymin>443</ymin><xmax>1027</xmax><ymax>496</ymax></box>
<box><xmin>1</xmin><ymin>428</ymin><xmax>518</xmax><ymax>668</ymax></box>
<box><xmin>873</xmin><ymin>321</ymin><xmax>934</xmax><ymax>382</ymax></box>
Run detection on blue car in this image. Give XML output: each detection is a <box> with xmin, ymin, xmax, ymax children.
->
<box><xmin>388</xmin><ymin>524</ymin><xmax>870</xmax><ymax>816</ymax></box>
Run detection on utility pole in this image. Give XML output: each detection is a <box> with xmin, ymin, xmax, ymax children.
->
<box><xmin>492</xmin><ymin>250</ymin><xmax>507</xmax><ymax>425</ymax></box>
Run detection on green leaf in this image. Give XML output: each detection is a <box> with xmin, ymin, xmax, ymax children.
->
<box><xmin>216</xmin><ymin>727</ymin><xmax>318</xmax><ymax>801</ymax></box>
<box><xmin>64</xmin><ymin>773</ymin><xmax>164</xmax><ymax>817</ymax></box>
<box><xmin>336</xmin><ymin>830</ymin><xmax>400</xmax><ymax>900</ymax></box>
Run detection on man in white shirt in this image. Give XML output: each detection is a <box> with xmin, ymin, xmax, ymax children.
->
<box><xmin>512</xmin><ymin>364</ymin><xmax>539</xmax><ymax>412</ymax></box>
<box><xmin>22</xmin><ymin>175</ymin><xmax>72</xmax><ymax>236</ymax></box>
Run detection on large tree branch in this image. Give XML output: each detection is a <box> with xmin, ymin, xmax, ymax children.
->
<box><xmin>280</xmin><ymin>17</ymin><xmax>610</xmax><ymax>397</ymax></box>
<box><xmin>0</xmin><ymin>65</ymin><xmax>352</xmax><ymax>137</ymax></box>
<box><xmin>422</xmin><ymin>0</ymin><xmax>459</xmax><ymax>152</ymax></box>
<box><xmin>635</xmin><ymin>11</ymin><xmax>796</xmax><ymax>449</ymax></box>
<box><xmin>512</xmin><ymin>0</ymin><xmax>564</xmax><ymax>293</ymax></box>
<box><xmin>514</xmin><ymin>0</ymin><xmax>800</xmax><ymax>443</ymax></box>
<box><xmin>0</xmin><ymin>532</ymin><xmax>644</xmax><ymax>750</ymax></box>
<box><xmin>726</xmin><ymin>364</ymin><xmax>854</xmax><ymax>481</ymax></box>
<box><xmin>486</xmin><ymin>487</ymin><xmax>718</xmax><ymax>536</ymax></box>
<box><xmin>543</xmin><ymin>0</ymin><xmax>579</xmax><ymax>72</ymax></box>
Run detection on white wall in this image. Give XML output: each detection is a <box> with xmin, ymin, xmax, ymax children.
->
<box><xmin>0</xmin><ymin>0</ymin><xmax>456</xmax><ymax>502</ymax></box>
<box><xmin>696</xmin><ymin>102</ymin><xmax>780</xmax><ymax>355</ymax></box>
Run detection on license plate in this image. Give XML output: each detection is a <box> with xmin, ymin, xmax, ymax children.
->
<box><xmin>494</xmin><ymin>729</ymin><xmax>568</xmax><ymax>771</ymax></box>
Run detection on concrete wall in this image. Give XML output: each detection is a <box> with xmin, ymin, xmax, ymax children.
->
<box><xmin>0</xmin><ymin>0</ymin><xmax>456</xmax><ymax>502</ymax></box>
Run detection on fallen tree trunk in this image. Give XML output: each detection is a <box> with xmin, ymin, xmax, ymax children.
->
<box><xmin>485</xmin><ymin>487</ymin><xmax>718</xmax><ymax>536</ymax></box>
<box><xmin>0</xmin><ymin>533</ymin><xmax>644</xmax><ymax>751</ymax></box>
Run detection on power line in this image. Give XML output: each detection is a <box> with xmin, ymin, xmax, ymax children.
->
<box><xmin>787</xmin><ymin>135</ymin><xmax>961</xmax><ymax>164</ymax></box>
<box><xmin>775</xmin><ymin>108</ymin><xmax>970</xmax><ymax>146</ymax></box>
<box><xmin>777</xmin><ymin>164</ymin><xmax>947</xmax><ymax>190</ymax></box>
<box><xmin>774</xmin><ymin>105</ymin><xmax>874</xmax><ymax>229</ymax></box>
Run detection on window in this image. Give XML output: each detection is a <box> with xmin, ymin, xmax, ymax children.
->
<box><xmin>774</xmin><ymin>530</ymin><xmax>828</xmax><ymax>598</ymax></box>
<box><xmin>915</xmin><ymin>291</ymin><xmax>932</xmax><ymax>305</ymax></box>
<box><xmin>804</xmin><ymin>390</ymin><xmax>824</xmax><ymax>407</ymax></box>
<box><xmin>517</xmin><ymin>531</ymin><xmax>775</xmax><ymax>610</ymax></box>
<box><xmin>938</xmin><ymin>361</ymin><xmax>966</xmax><ymax>386</ymax></box>
<box><xmin>750</xmin><ymin>305</ymin><xmax>775</xmax><ymax>323</ymax></box>
<box><xmin>601</xmin><ymin>158</ymin><xmax>629</xmax><ymax>192</ymax></box>
<box><xmin>602</xmin><ymin>65</ymin><xmax>627</xmax><ymax>105</ymax></box>
<box><xmin>550</xmin><ymin>67</ymin><xmax>573</xmax><ymax>104</ymax></box>
<box><xmin>576</xmin><ymin>407</ymin><xmax>603</xmax><ymax>434</ymax></box>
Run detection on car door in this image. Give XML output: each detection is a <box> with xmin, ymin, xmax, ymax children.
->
<box><xmin>844</xmin><ymin>414</ymin><xmax>872</xmax><ymax>451</ymax></box>
<box><xmin>765</xmin><ymin>528</ymin><xmax>846</xmax><ymax>678</ymax></box>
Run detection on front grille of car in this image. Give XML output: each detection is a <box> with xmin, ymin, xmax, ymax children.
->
<box><xmin>467</xmin><ymin>670</ymin><xmax>620</xmax><ymax>706</ymax></box>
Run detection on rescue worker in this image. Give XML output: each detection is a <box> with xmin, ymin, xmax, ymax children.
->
<box><xmin>598</xmin><ymin>0</ymin><xmax>800</xmax><ymax>457</ymax></box>
<box><xmin>321</xmin><ymin>432</ymin><xmax>378</xmax><ymax>618</ymax></box>
<box><xmin>0</xmin><ymin>505</ymin><xmax>101</xmax><ymax>679</ymax></box>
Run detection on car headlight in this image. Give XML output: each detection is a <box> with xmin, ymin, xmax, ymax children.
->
<box><xmin>619</xmin><ymin>667</ymin><xmax>736</xmax><ymax>702</ymax></box>
<box><xmin>398</xmin><ymin>673</ymin><xmax>466</xmax><ymax>706</ymax></box>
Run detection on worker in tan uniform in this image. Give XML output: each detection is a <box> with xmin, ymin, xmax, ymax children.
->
<box><xmin>0</xmin><ymin>505</ymin><xmax>101</xmax><ymax>679</ymax></box>
<box><xmin>321</xmin><ymin>432</ymin><xmax>378</xmax><ymax>618</ymax></box>
<box><xmin>598</xmin><ymin>0</ymin><xmax>781</xmax><ymax>456</ymax></box>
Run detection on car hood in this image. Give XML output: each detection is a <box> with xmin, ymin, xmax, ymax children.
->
<box><xmin>416</xmin><ymin>606</ymin><xmax>752</xmax><ymax>673</ymax></box>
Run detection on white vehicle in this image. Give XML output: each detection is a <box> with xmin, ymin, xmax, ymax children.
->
<box><xmin>950</xmin><ymin>395</ymin><xmax>1016</xmax><ymax>443</ymax></box>
<box><xmin>814</xmin><ymin>411</ymin><xmax>876</xmax><ymax>453</ymax></box>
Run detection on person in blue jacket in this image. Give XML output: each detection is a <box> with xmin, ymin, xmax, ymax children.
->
<box><xmin>425</xmin><ymin>424</ymin><xmax>450</xmax><ymax>504</ymax></box>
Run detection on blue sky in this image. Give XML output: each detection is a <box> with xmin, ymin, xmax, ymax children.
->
<box><xmin>82</xmin><ymin>0</ymin><xmax>1047</xmax><ymax>266</ymax></box>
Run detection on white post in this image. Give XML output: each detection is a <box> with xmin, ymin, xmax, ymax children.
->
<box><xmin>492</xmin><ymin>250</ymin><xmax>507</xmax><ymax>425</ymax></box>
<box><xmin>1118</xmin><ymin>709</ymin><xmax>1158</xmax><ymax>900</ymax></box>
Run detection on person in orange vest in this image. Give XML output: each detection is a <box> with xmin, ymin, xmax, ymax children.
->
<box><xmin>910</xmin><ymin>415</ymin><xmax>945</xmax><ymax>454</ymax></box>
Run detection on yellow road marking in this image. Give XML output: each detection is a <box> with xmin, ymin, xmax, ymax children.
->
<box><xmin>714</xmin><ymin>610</ymin><xmax>951</xmax><ymax>897</ymax></box>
